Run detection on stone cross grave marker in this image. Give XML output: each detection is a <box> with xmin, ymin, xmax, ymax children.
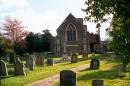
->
<box><xmin>60</xmin><ymin>70</ymin><xmax>76</xmax><ymax>86</ymax></box>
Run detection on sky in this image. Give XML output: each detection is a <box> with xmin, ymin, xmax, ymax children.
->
<box><xmin>0</xmin><ymin>0</ymin><xmax>111</xmax><ymax>40</ymax></box>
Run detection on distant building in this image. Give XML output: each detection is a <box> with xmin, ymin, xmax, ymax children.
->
<box><xmin>51</xmin><ymin>13</ymin><xmax>101</xmax><ymax>56</ymax></box>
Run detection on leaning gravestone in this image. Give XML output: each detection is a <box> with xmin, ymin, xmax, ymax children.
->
<box><xmin>35</xmin><ymin>53</ymin><xmax>44</xmax><ymax>66</ymax></box>
<box><xmin>26</xmin><ymin>55</ymin><xmax>34</xmax><ymax>71</ymax></box>
<box><xmin>71</xmin><ymin>53</ymin><xmax>78</xmax><ymax>63</ymax></box>
<box><xmin>92</xmin><ymin>80</ymin><xmax>104</xmax><ymax>86</ymax></box>
<box><xmin>14</xmin><ymin>57</ymin><xmax>26</xmax><ymax>75</ymax></box>
<box><xmin>90</xmin><ymin>58</ymin><xmax>100</xmax><ymax>69</ymax></box>
<box><xmin>0</xmin><ymin>60</ymin><xmax>8</xmax><ymax>76</ymax></box>
<box><xmin>47</xmin><ymin>58</ymin><xmax>53</xmax><ymax>66</ymax></box>
<box><xmin>60</xmin><ymin>70</ymin><xmax>76</xmax><ymax>86</ymax></box>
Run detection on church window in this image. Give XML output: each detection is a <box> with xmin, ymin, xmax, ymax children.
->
<box><xmin>66</xmin><ymin>24</ymin><xmax>76</xmax><ymax>41</ymax></box>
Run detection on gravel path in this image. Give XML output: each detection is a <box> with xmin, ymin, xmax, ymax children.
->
<box><xmin>26</xmin><ymin>63</ymin><xmax>90</xmax><ymax>86</ymax></box>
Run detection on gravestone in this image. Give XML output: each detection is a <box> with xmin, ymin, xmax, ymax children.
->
<box><xmin>60</xmin><ymin>70</ymin><xmax>76</xmax><ymax>86</ymax></box>
<box><xmin>9</xmin><ymin>52</ymin><xmax>16</xmax><ymax>63</ymax></box>
<box><xmin>62</xmin><ymin>53</ymin><xmax>70</xmax><ymax>62</ymax></box>
<box><xmin>31</xmin><ymin>52</ymin><xmax>36</xmax><ymax>66</ymax></box>
<box><xmin>82</xmin><ymin>51</ymin><xmax>88</xmax><ymax>59</ymax></box>
<box><xmin>71</xmin><ymin>54</ymin><xmax>78</xmax><ymax>63</ymax></box>
<box><xmin>90</xmin><ymin>58</ymin><xmax>100</xmax><ymax>69</ymax></box>
<box><xmin>14</xmin><ymin>57</ymin><xmax>26</xmax><ymax>75</ymax></box>
<box><xmin>92</xmin><ymin>80</ymin><xmax>104</xmax><ymax>86</ymax></box>
<box><xmin>62</xmin><ymin>53</ymin><xmax>67</xmax><ymax>61</ymax></box>
<box><xmin>35</xmin><ymin>53</ymin><xmax>44</xmax><ymax>66</ymax></box>
<box><xmin>0</xmin><ymin>60</ymin><xmax>8</xmax><ymax>76</ymax></box>
<box><xmin>47</xmin><ymin>58</ymin><xmax>53</xmax><ymax>66</ymax></box>
<box><xmin>26</xmin><ymin>55</ymin><xmax>34</xmax><ymax>71</ymax></box>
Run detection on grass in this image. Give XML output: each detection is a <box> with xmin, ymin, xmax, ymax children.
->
<box><xmin>52</xmin><ymin>55</ymin><xmax>130</xmax><ymax>86</ymax></box>
<box><xmin>1</xmin><ymin>57</ymin><xmax>89</xmax><ymax>86</ymax></box>
<box><xmin>1</xmin><ymin>53</ymin><xmax>130</xmax><ymax>86</ymax></box>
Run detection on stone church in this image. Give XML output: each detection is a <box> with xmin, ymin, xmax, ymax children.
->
<box><xmin>51</xmin><ymin>13</ymin><xmax>100</xmax><ymax>56</ymax></box>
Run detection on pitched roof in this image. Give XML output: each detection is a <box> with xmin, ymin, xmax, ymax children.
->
<box><xmin>56</xmin><ymin>13</ymin><xmax>84</xmax><ymax>33</ymax></box>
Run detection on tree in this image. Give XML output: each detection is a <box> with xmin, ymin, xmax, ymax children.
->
<box><xmin>82</xmin><ymin>0</ymin><xmax>130</xmax><ymax>71</ymax></box>
<box><xmin>0</xmin><ymin>37</ymin><xmax>13</xmax><ymax>58</ymax></box>
<box><xmin>25</xmin><ymin>29</ymin><xmax>53</xmax><ymax>53</ymax></box>
<box><xmin>26</xmin><ymin>32</ymin><xmax>36</xmax><ymax>53</ymax></box>
<box><xmin>41</xmin><ymin>29</ymin><xmax>53</xmax><ymax>52</ymax></box>
<box><xmin>14</xmin><ymin>40</ymin><xmax>27</xmax><ymax>56</ymax></box>
<box><xmin>1</xmin><ymin>17</ymin><xmax>28</xmax><ymax>46</ymax></box>
<box><xmin>1</xmin><ymin>17</ymin><xmax>28</xmax><ymax>60</ymax></box>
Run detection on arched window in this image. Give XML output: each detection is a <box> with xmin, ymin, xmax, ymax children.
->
<box><xmin>66</xmin><ymin>24</ymin><xmax>76</xmax><ymax>41</ymax></box>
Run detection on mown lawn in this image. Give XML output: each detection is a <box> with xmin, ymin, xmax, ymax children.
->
<box><xmin>1</xmin><ymin>57</ymin><xmax>89</xmax><ymax>86</ymax></box>
<box><xmin>53</xmin><ymin>60</ymin><xmax>130</xmax><ymax>86</ymax></box>
<box><xmin>77</xmin><ymin>60</ymin><xmax>130</xmax><ymax>86</ymax></box>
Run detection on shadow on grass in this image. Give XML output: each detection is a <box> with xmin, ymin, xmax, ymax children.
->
<box><xmin>0</xmin><ymin>75</ymin><xmax>15</xmax><ymax>79</ymax></box>
<box><xmin>77</xmin><ymin>70</ymin><xmax>118</xmax><ymax>80</ymax></box>
<box><xmin>60</xmin><ymin>62</ymin><xmax>74</xmax><ymax>66</ymax></box>
<box><xmin>78</xmin><ymin>58</ymin><xmax>88</xmax><ymax>62</ymax></box>
<box><xmin>77</xmin><ymin>61</ymin><xmax>122</xmax><ymax>80</ymax></box>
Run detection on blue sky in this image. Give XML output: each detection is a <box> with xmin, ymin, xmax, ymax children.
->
<box><xmin>0</xmin><ymin>0</ymin><xmax>110</xmax><ymax>40</ymax></box>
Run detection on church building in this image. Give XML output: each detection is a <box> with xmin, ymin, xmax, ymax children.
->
<box><xmin>51</xmin><ymin>13</ymin><xmax>100</xmax><ymax>56</ymax></box>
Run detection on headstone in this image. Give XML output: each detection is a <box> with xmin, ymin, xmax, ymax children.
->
<box><xmin>90</xmin><ymin>58</ymin><xmax>100</xmax><ymax>69</ymax></box>
<box><xmin>26</xmin><ymin>55</ymin><xmax>34</xmax><ymax>71</ymax></box>
<box><xmin>82</xmin><ymin>51</ymin><xmax>88</xmax><ymax>59</ymax></box>
<box><xmin>62</xmin><ymin>53</ymin><xmax>70</xmax><ymax>62</ymax></box>
<box><xmin>60</xmin><ymin>70</ymin><xmax>76</xmax><ymax>86</ymax></box>
<box><xmin>92</xmin><ymin>80</ymin><xmax>104</xmax><ymax>86</ymax></box>
<box><xmin>14</xmin><ymin>57</ymin><xmax>26</xmax><ymax>75</ymax></box>
<box><xmin>71</xmin><ymin>54</ymin><xmax>78</xmax><ymax>63</ymax></box>
<box><xmin>47</xmin><ymin>58</ymin><xmax>53</xmax><ymax>66</ymax></box>
<box><xmin>0</xmin><ymin>60</ymin><xmax>8</xmax><ymax>76</ymax></box>
<box><xmin>31</xmin><ymin>52</ymin><xmax>36</xmax><ymax>66</ymax></box>
<box><xmin>9</xmin><ymin>52</ymin><xmax>16</xmax><ymax>63</ymax></box>
<box><xmin>35</xmin><ymin>53</ymin><xmax>44</xmax><ymax>66</ymax></box>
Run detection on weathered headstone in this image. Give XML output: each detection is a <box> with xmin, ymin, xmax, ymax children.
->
<box><xmin>82</xmin><ymin>51</ymin><xmax>88</xmax><ymax>59</ymax></box>
<box><xmin>0</xmin><ymin>60</ymin><xmax>8</xmax><ymax>76</ymax></box>
<box><xmin>26</xmin><ymin>55</ymin><xmax>34</xmax><ymax>71</ymax></box>
<box><xmin>47</xmin><ymin>58</ymin><xmax>53</xmax><ymax>66</ymax></box>
<box><xmin>31</xmin><ymin>52</ymin><xmax>36</xmax><ymax>66</ymax></box>
<box><xmin>35</xmin><ymin>53</ymin><xmax>44</xmax><ymax>66</ymax></box>
<box><xmin>90</xmin><ymin>58</ymin><xmax>100</xmax><ymax>69</ymax></box>
<box><xmin>71</xmin><ymin>54</ymin><xmax>78</xmax><ymax>63</ymax></box>
<box><xmin>60</xmin><ymin>70</ymin><xmax>76</xmax><ymax>86</ymax></box>
<box><xmin>92</xmin><ymin>80</ymin><xmax>104</xmax><ymax>86</ymax></box>
<box><xmin>14</xmin><ymin>57</ymin><xmax>26</xmax><ymax>75</ymax></box>
<box><xmin>9</xmin><ymin>52</ymin><xmax>16</xmax><ymax>63</ymax></box>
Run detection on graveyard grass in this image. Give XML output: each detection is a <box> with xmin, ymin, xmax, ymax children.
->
<box><xmin>1</xmin><ymin>55</ymin><xmax>92</xmax><ymax>86</ymax></box>
<box><xmin>53</xmin><ymin>55</ymin><xmax>130</xmax><ymax>86</ymax></box>
<box><xmin>1</xmin><ymin>54</ymin><xmax>130</xmax><ymax>86</ymax></box>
